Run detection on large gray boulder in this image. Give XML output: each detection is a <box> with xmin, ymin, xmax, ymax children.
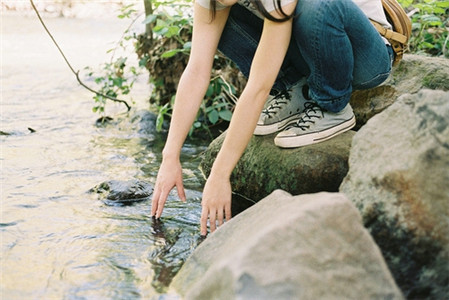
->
<box><xmin>170</xmin><ymin>190</ymin><xmax>403</xmax><ymax>299</ymax></box>
<box><xmin>350</xmin><ymin>54</ymin><xmax>449</xmax><ymax>129</ymax></box>
<box><xmin>340</xmin><ymin>89</ymin><xmax>449</xmax><ymax>299</ymax></box>
<box><xmin>200</xmin><ymin>131</ymin><xmax>354</xmax><ymax>202</ymax></box>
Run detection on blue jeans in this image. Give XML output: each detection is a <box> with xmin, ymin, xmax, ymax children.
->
<box><xmin>217</xmin><ymin>0</ymin><xmax>393</xmax><ymax>112</ymax></box>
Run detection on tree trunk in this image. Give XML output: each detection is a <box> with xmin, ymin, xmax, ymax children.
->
<box><xmin>143</xmin><ymin>0</ymin><xmax>153</xmax><ymax>40</ymax></box>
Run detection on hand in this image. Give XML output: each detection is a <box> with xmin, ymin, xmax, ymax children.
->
<box><xmin>151</xmin><ymin>158</ymin><xmax>186</xmax><ymax>218</ymax></box>
<box><xmin>200</xmin><ymin>173</ymin><xmax>232</xmax><ymax>236</ymax></box>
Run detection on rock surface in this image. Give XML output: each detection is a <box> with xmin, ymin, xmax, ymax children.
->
<box><xmin>90</xmin><ymin>180</ymin><xmax>153</xmax><ymax>206</ymax></box>
<box><xmin>196</xmin><ymin>55</ymin><xmax>449</xmax><ymax>299</ymax></box>
<box><xmin>170</xmin><ymin>190</ymin><xmax>403</xmax><ymax>300</ymax></box>
<box><xmin>200</xmin><ymin>131</ymin><xmax>354</xmax><ymax>202</ymax></box>
<box><xmin>340</xmin><ymin>89</ymin><xmax>449</xmax><ymax>299</ymax></box>
<box><xmin>350</xmin><ymin>54</ymin><xmax>449</xmax><ymax>130</ymax></box>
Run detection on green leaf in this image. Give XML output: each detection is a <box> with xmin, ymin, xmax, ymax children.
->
<box><xmin>208</xmin><ymin>109</ymin><xmax>219</xmax><ymax>124</ymax></box>
<box><xmin>156</xmin><ymin>27</ymin><xmax>169</xmax><ymax>36</ymax></box>
<box><xmin>436</xmin><ymin>1</ymin><xmax>449</xmax><ymax>8</ymax></box>
<box><xmin>156</xmin><ymin>114</ymin><xmax>164</xmax><ymax>132</ymax></box>
<box><xmin>142</xmin><ymin>14</ymin><xmax>158</xmax><ymax>24</ymax></box>
<box><xmin>165</xmin><ymin>26</ymin><xmax>180</xmax><ymax>38</ymax></box>
<box><xmin>183</xmin><ymin>42</ymin><xmax>192</xmax><ymax>50</ymax></box>
<box><xmin>412</xmin><ymin>22</ymin><xmax>422</xmax><ymax>30</ymax></box>
<box><xmin>205</xmin><ymin>84</ymin><xmax>214</xmax><ymax>98</ymax></box>
<box><xmin>112</xmin><ymin>77</ymin><xmax>124</xmax><ymax>87</ymax></box>
<box><xmin>161</xmin><ymin>49</ymin><xmax>180</xmax><ymax>58</ymax></box>
<box><xmin>219</xmin><ymin>110</ymin><xmax>233</xmax><ymax>121</ymax></box>
<box><xmin>433</xmin><ymin>7</ymin><xmax>446</xmax><ymax>14</ymax></box>
<box><xmin>139</xmin><ymin>57</ymin><xmax>148</xmax><ymax>67</ymax></box>
<box><xmin>421</xmin><ymin>41</ymin><xmax>435</xmax><ymax>49</ymax></box>
<box><xmin>213</xmin><ymin>102</ymin><xmax>229</xmax><ymax>109</ymax></box>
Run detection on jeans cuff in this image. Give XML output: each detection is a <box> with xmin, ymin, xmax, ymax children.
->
<box><xmin>312</xmin><ymin>90</ymin><xmax>351</xmax><ymax>113</ymax></box>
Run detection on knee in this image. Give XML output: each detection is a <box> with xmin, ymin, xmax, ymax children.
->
<box><xmin>295</xmin><ymin>0</ymin><xmax>352</xmax><ymax>21</ymax></box>
<box><xmin>293</xmin><ymin>0</ymin><xmax>352</xmax><ymax>37</ymax></box>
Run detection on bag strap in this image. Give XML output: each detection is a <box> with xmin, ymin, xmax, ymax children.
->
<box><xmin>371</xmin><ymin>21</ymin><xmax>408</xmax><ymax>44</ymax></box>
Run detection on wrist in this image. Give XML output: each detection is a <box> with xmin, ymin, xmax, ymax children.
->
<box><xmin>209</xmin><ymin>163</ymin><xmax>232</xmax><ymax>181</ymax></box>
<box><xmin>162</xmin><ymin>147</ymin><xmax>180</xmax><ymax>162</ymax></box>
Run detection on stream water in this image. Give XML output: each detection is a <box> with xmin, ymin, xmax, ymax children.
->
<box><xmin>1</xmin><ymin>12</ymin><xmax>207</xmax><ymax>299</ymax></box>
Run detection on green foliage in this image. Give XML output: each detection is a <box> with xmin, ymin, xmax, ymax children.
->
<box><xmin>153</xmin><ymin>76</ymin><xmax>236</xmax><ymax>139</ymax></box>
<box><xmin>86</xmin><ymin>4</ymin><xmax>142</xmax><ymax>115</ymax></box>
<box><xmin>191</xmin><ymin>76</ymin><xmax>236</xmax><ymax>138</ymax></box>
<box><xmin>139</xmin><ymin>0</ymin><xmax>238</xmax><ymax>138</ymax></box>
<box><xmin>398</xmin><ymin>0</ymin><xmax>449</xmax><ymax>57</ymax></box>
<box><xmin>86</xmin><ymin>57</ymin><xmax>139</xmax><ymax>114</ymax></box>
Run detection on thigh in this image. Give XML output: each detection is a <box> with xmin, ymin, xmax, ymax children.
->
<box><xmin>218</xmin><ymin>4</ymin><xmax>306</xmax><ymax>90</ymax></box>
<box><xmin>292</xmin><ymin>0</ymin><xmax>393</xmax><ymax>90</ymax></box>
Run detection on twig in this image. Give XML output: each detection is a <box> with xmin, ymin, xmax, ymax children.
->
<box><xmin>443</xmin><ymin>33</ymin><xmax>449</xmax><ymax>58</ymax></box>
<box><xmin>29</xmin><ymin>0</ymin><xmax>131</xmax><ymax>111</ymax></box>
<box><xmin>110</xmin><ymin>11</ymin><xmax>143</xmax><ymax>63</ymax></box>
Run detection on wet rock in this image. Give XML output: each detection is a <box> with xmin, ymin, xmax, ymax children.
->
<box><xmin>170</xmin><ymin>190</ymin><xmax>403</xmax><ymax>299</ymax></box>
<box><xmin>90</xmin><ymin>180</ymin><xmax>153</xmax><ymax>206</ymax></box>
<box><xmin>350</xmin><ymin>54</ymin><xmax>449</xmax><ymax>129</ymax></box>
<box><xmin>95</xmin><ymin>116</ymin><xmax>114</xmax><ymax>127</ymax></box>
<box><xmin>200</xmin><ymin>130</ymin><xmax>354</xmax><ymax>202</ymax></box>
<box><xmin>340</xmin><ymin>90</ymin><xmax>449</xmax><ymax>299</ymax></box>
<box><xmin>136</xmin><ymin>110</ymin><xmax>168</xmax><ymax>136</ymax></box>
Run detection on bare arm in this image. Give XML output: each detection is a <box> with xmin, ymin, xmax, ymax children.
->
<box><xmin>201</xmin><ymin>2</ymin><xmax>297</xmax><ymax>234</ymax></box>
<box><xmin>151</xmin><ymin>4</ymin><xmax>230</xmax><ymax>218</ymax></box>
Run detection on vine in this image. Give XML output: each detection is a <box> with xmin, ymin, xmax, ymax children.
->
<box><xmin>29</xmin><ymin>0</ymin><xmax>132</xmax><ymax>112</ymax></box>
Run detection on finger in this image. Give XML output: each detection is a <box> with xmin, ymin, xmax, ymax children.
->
<box><xmin>156</xmin><ymin>189</ymin><xmax>170</xmax><ymax>219</ymax></box>
<box><xmin>200</xmin><ymin>207</ymin><xmax>209</xmax><ymax>236</ymax></box>
<box><xmin>217</xmin><ymin>208</ymin><xmax>224</xmax><ymax>227</ymax></box>
<box><xmin>225</xmin><ymin>203</ymin><xmax>232</xmax><ymax>222</ymax></box>
<box><xmin>151</xmin><ymin>188</ymin><xmax>161</xmax><ymax>217</ymax></box>
<box><xmin>209</xmin><ymin>208</ymin><xmax>217</xmax><ymax>233</ymax></box>
<box><xmin>176</xmin><ymin>181</ymin><xmax>186</xmax><ymax>202</ymax></box>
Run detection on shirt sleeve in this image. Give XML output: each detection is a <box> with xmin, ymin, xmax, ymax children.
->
<box><xmin>352</xmin><ymin>0</ymin><xmax>392</xmax><ymax>29</ymax></box>
<box><xmin>261</xmin><ymin>0</ymin><xmax>296</xmax><ymax>13</ymax></box>
<box><xmin>195</xmin><ymin>0</ymin><xmax>228</xmax><ymax>10</ymax></box>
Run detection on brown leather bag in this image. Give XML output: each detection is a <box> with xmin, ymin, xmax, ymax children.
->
<box><xmin>371</xmin><ymin>0</ymin><xmax>412</xmax><ymax>65</ymax></box>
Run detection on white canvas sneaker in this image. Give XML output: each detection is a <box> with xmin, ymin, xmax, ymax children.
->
<box><xmin>274</xmin><ymin>102</ymin><xmax>356</xmax><ymax>148</ymax></box>
<box><xmin>254</xmin><ymin>79</ymin><xmax>309</xmax><ymax>136</ymax></box>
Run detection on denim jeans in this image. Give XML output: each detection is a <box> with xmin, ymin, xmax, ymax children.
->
<box><xmin>217</xmin><ymin>0</ymin><xmax>393</xmax><ymax>112</ymax></box>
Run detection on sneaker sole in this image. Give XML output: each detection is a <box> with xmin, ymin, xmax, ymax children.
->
<box><xmin>254</xmin><ymin>114</ymin><xmax>301</xmax><ymax>136</ymax></box>
<box><xmin>274</xmin><ymin>115</ymin><xmax>356</xmax><ymax>148</ymax></box>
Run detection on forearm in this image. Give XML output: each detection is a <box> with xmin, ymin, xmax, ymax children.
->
<box><xmin>208</xmin><ymin>15</ymin><xmax>295</xmax><ymax>180</ymax></box>
<box><xmin>209</xmin><ymin>86</ymin><xmax>269</xmax><ymax>178</ymax></box>
<box><xmin>162</xmin><ymin>67</ymin><xmax>210</xmax><ymax>160</ymax></box>
<box><xmin>161</xmin><ymin>4</ymin><xmax>229</xmax><ymax>161</ymax></box>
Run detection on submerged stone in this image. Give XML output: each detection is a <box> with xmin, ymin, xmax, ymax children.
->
<box><xmin>90</xmin><ymin>180</ymin><xmax>153</xmax><ymax>206</ymax></box>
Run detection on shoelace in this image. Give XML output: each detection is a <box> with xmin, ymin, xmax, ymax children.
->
<box><xmin>290</xmin><ymin>102</ymin><xmax>324</xmax><ymax>130</ymax></box>
<box><xmin>262</xmin><ymin>89</ymin><xmax>293</xmax><ymax>118</ymax></box>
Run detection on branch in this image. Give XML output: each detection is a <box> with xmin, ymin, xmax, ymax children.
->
<box><xmin>29</xmin><ymin>0</ymin><xmax>131</xmax><ymax>111</ymax></box>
